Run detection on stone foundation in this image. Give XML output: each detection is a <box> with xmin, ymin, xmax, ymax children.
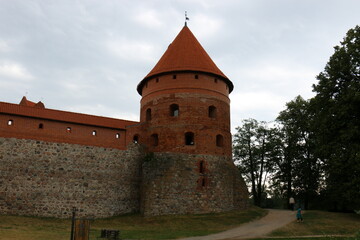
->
<box><xmin>141</xmin><ymin>152</ymin><xmax>249</xmax><ymax>216</ymax></box>
<box><xmin>0</xmin><ymin>137</ymin><xmax>143</xmax><ymax>218</ymax></box>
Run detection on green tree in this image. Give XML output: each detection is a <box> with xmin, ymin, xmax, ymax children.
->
<box><xmin>233</xmin><ymin>119</ymin><xmax>279</xmax><ymax>207</ymax></box>
<box><xmin>276</xmin><ymin>96</ymin><xmax>320</xmax><ymax>210</ymax></box>
<box><xmin>311</xmin><ymin>25</ymin><xmax>360</xmax><ymax>211</ymax></box>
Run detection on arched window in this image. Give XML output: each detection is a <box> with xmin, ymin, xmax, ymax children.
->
<box><xmin>38</xmin><ymin>123</ymin><xmax>44</xmax><ymax>129</ymax></box>
<box><xmin>146</xmin><ymin>108</ymin><xmax>152</xmax><ymax>121</ymax></box>
<box><xmin>216</xmin><ymin>134</ymin><xmax>224</xmax><ymax>147</ymax></box>
<box><xmin>185</xmin><ymin>132</ymin><xmax>194</xmax><ymax>145</ymax></box>
<box><xmin>7</xmin><ymin>120</ymin><xmax>13</xmax><ymax>126</ymax></box>
<box><xmin>195</xmin><ymin>74</ymin><xmax>199</xmax><ymax>79</ymax></box>
<box><xmin>115</xmin><ymin>133</ymin><xmax>120</xmax><ymax>139</ymax></box>
<box><xmin>92</xmin><ymin>130</ymin><xmax>97</xmax><ymax>136</ymax></box>
<box><xmin>66</xmin><ymin>127</ymin><xmax>71</xmax><ymax>133</ymax></box>
<box><xmin>151</xmin><ymin>134</ymin><xmax>159</xmax><ymax>146</ymax></box>
<box><xmin>170</xmin><ymin>104</ymin><xmax>179</xmax><ymax>117</ymax></box>
<box><xmin>208</xmin><ymin>106</ymin><xmax>217</xmax><ymax>118</ymax></box>
<box><xmin>133</xmin><ymin>135</ymin><xmax>139</xmax><ymax>143</ymax></box>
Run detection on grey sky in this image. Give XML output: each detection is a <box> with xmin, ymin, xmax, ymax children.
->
<box><xmin>1</xmin><ymin>0</ymin><xmax>359</xmax><ymax>132</ymax></box>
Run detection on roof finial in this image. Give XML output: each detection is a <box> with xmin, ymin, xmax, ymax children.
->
<box><xmin>185</xmin><ymin>11</ymin><xmax>189</xmax><ymax>26</ymax></box>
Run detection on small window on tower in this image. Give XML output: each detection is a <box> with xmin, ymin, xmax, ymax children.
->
<box><xmin>199</xmin><ymin>160</ymin><xmax>205</xmax><ymax>174</ymax></box>
<box><xmin>195</xmin><ymin>74</ymin><xmax>199</xmax><ymax>79</ymax></box>
<box><xmin>208</xmin><ymin>106</ymin><xmax>217</xmax><ymax>118</ymax></box>
<box><xmin>170</xmin><ymin>104</ymin><xmax>179</xmax><ymax>117</ymax></box>
<box><xmin>151</xmin><ymin>134</ymin><xmax>159</xmax><ymax>146</ymax></box>
<box><xmin>216</xmin><ymin>134</ymin><xmax>224</xmax><ymax>147</ymax></box>
<box><xmin>146</xmin><ymin>108</ymin><xmax>152</xmax><ymax>121</ymax></box>
<box><xmin>67</xmin><ymin>127</ymin><xmax>72</xmax><ymax>133</ymax></box>
<box><xmin>133</xmin><ymin>135</ymin><xmax>139</xmax><ymax>143</ymax></box>
<box><xmin>38</xmin><ymin>123</ymin><xmax>44</xmax><ymax>129</ymax></box>
<box><xmin>115</xmin><ymin>133</ymin><xmax>120</xmax><ymax>139</ymax></box>
<box><xmin>92</xmin><ymin>130</ymin><xmax>97</xmax><ymax>136</ymax></box>
<box><xmin>156</xmin><ymin>78</ymin><xmax>159</xmax><ymax>83</ymax></box>
<box><xmin>7</xmin><ymin>120</ymin><xmax>13</xmax><ymax>126</ymax></box>
<box><xmin>185</xmin><ymin>132</ymin><xmax>194</xmax><ymax>145</ymax></box>
<box><xmin>173</xmin><ymin>75</ymin><xmax>177</xmax><ymax>79</ymax></box>
<box><xmin>202</xmin><ymin>178</ymin><xmax>206</xmax><ymax>187</ymax></box>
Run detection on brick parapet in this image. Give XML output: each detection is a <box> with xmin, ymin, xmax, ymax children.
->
<box><xmin>0</xmin><ymin>113</ymin><xmax>128</xmax><ymax>149</ymax></box>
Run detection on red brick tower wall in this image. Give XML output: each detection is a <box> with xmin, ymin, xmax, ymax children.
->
<box><xmin>138</xmin><ymin>72</ymin><xmax>232</xmax><ymax>156</ymax></box>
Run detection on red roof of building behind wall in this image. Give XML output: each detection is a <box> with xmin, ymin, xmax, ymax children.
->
<box><xmin>0</xmin><ymin>101</ymin><xmax>138</xmax><ymax>129</ymax></box>
<box><xmin>137</xmin><ymin>25</ymin><xmax>234</xmax><ymax>94</ymax></box>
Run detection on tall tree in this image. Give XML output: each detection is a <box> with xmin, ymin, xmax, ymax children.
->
<box><xmin>233</xmin><ymin>119</ymin><xmax>279</xmax><ymax>207</ymax></box>
<box><xmin>276</xmin><ymin>96</ymin><xmax>320</xmax><ymax>210</ymax></box>
<box><xmin>311</xmin><ymin>25</ymin><xmax>360</xmax><ymax>211</ymax></box>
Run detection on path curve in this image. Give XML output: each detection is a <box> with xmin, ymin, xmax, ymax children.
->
<box><xmin>179</xmin><ymin>209</ymin><xmax>295</xmax><ymax>240</ymax></box>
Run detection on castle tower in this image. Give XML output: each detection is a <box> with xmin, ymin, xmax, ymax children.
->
<box><xmin>137</xmin><ymin>25</ymin><xmax>233</xmax><ymax>156</ymax></box>
<box><xmin>134</xmin><ymin>25</ymin><xmax>248</xmax><ymax>216</ymax></box>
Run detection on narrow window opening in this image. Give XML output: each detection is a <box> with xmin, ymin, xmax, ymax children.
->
<box><xmin>115</xmin><ymin>133</ymin><xmax>120</xmax><ymax>139</ymax></box>
<box><xmin>216</xmin><ymin>134</ymin><xmax>224</xmax><ymax>147</ymax></box>
<box><xmin>156</xmin><ymin>78</ymin><xmax>159</xmax><ymax>83</ymax></box>
<box><xmin>214</xmin><ymin>78</ymin><xmax>218</xmax><ymax>83</ymax></box>
<box><xmin>151</xmin><ymin>134</ymin><xmax>159</xmax><ymax>146</ymax></box>
<box><xmin>7</xmin><ymin>120</ymin><xmax>13</xmax><ymax>126</ymax></box>
<box><xmin>146</xmin><ymin>108</ymin><xmax>152</xmax><ymax>121</ymax></box>
<box><xmin>133</xmin><ymin>135</ymin><xmax>139</xmax><ymax>143</ymax></box>
<box><xmin>38</xmin><ymin>123</ymin><xmax>44</xmax><ymax>129</ymax></box>
<box><xmin>173</xmin><ymin>75</ymin><xmax>177</xmax><ymax>79</ymax></box>
<box><xmin>195</xmin><ymin>74</ymin><xmax>199</xmax><ymax>79</ymax></box>
<box><xmin>92</xmin><ymin>130</ymin><xmax>97</xmax><ymax>136</ymax></box>
<box><xmin>208</xmin><ymin>106</ymin><xmax>217</xmax><ymax>118</ymax></box>
<box><xmin>66</xmin><ymin>127</ymin><xmax>72</xmax><ymax>133</ymax></box>
<box><xmin>170</xmin><ymin>104</ymin><xmax>179</xmax><ymax>117</ymax></box>
<box><xmin>202</xmin><ymin>178</ymin><xmax>206</xmax><ymax>187</ymax></box>
<box><xmin>199</xmin><ymin>161</ymin><xmax>205</xmax><ymax>174</ymax></box>
<box><xmin>185</xmin><ymin>132</ymin><xmax>194</xmax><ymax>145</ymax></box>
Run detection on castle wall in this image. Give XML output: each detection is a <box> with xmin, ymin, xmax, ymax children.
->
<box><xmin>0</xmin><ymin>137</ymin><xmax>143</xmax><ymax>218</ymax></box>
<box><xmin>141</xmin><ymin>152</ymin><xmax>249</xmax><ymax>216</ymax></box>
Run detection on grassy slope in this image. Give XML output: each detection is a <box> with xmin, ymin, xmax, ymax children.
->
<box><xmin>0</xmin><ymin>207</ymin><xmax>266</xmax><ymax>240</ymax></box>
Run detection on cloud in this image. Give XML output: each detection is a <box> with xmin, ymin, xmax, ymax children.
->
<box><xmin>231</xmin><ymin>91</ymin><xmax>285</xmax><ymax>112</ymax></box>
<box><xmin>0</xmin><ymin>61</ymin><xmax>34</xmax><ymax>80</ymax></box>
<box><xmin>133</xmin><ymin>9</ymin><xmax>163</xmax><ymax>29</ymax></box>
<box><xmin>191</xmin><ymin>13</ymin><xmax>223</xmax><ymax>39</ymax></box>
<box><xmin>0</xmin><ymin>40</ymin><xmax>11</xmax><ymax>52</ymax></box>
<box><xmin>105</xmin><ymin>38</ymin><xmax>157</xmax><ymax>63</ymax></box>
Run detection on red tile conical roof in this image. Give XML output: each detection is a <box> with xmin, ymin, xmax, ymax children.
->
<box><xmin>137</xmin><ymin>26</ymin><xmax>233</xmax><ymax>95</ymax></box>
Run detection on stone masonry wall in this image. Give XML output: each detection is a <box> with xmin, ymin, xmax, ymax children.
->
<box><xmin>140</xmin><ymin>152</ymin><xmax>249</xmax><ymax>216</ymax></box>
<box><xmin>0</xmin><ymin>137</ymin><xmax>143</xmax><ymax>218</ymax></box>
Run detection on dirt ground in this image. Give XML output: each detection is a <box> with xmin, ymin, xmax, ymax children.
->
<box><xmin>179</xmin><ymin>209</ymin><xmax>295</xmax><ymax>240</ymax></box>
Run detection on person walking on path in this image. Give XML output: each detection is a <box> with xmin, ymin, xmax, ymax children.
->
<box><xmin>296</xmin><ymin>208</ymin><xmax>303</xmax><ymax>222</ymax></box>
<box><xmin>289</xmin><ymin>197</ymin><xmax>295</xmax><ymax>211</ymax></box>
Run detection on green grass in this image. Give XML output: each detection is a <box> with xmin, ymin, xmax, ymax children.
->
<box><xmin>268</xmin><ymin>210</ymin><xmax>360</xmax><ymax>239</ymax></box>
<box><xmin>2</xmin><ymin>209</ymin><xmax>359</xmax><ymax>240</ymax></box>
<box><xmin>0</xmin><ymin>207</ymin><xmax>266</xmax><ymax>240</ymax></box>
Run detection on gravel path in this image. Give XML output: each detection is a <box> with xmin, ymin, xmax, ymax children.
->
<box><xmin>179</xmin><ymin>209</ymin><xmax>295</xmax><ymax>240</ymax></box>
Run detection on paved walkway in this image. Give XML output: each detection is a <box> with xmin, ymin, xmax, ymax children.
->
<box><xmin>180</xmin><ymin>209</ymin><xmax>295</xmax><ymax>240</ymax></box>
